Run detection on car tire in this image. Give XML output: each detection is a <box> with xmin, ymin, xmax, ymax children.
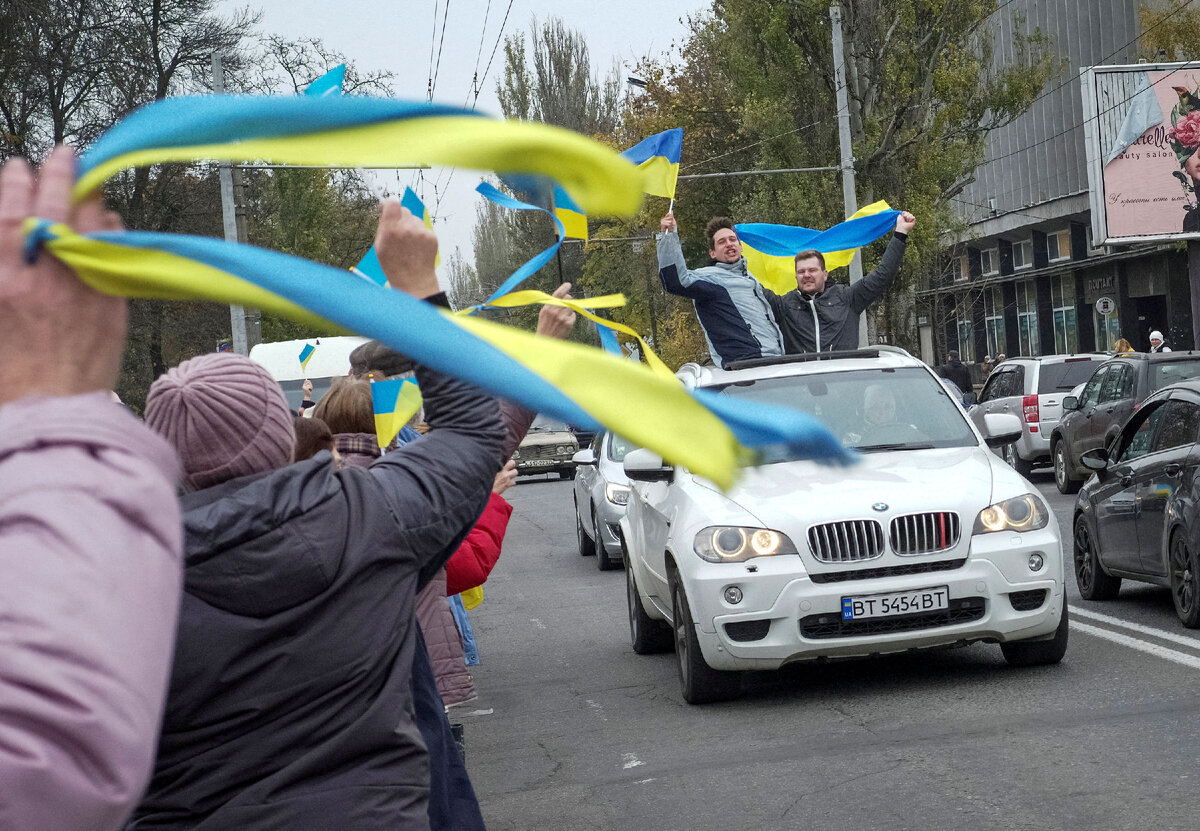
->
<box><xmin>575</xmin><ymin>497</ymin><xmax>596</xmax><ymax>557</ymax></box>
<box><xmin>670</xmin><ymin>572</ymin><xmax>742</xmax><ymax>705</ymax></box>
<box><xmin>560</xmin><ymin>468</ymin><xmax>575</xmax><ymax>480</ymax></box>
<box><xmin>596</xmin><ymin>507</ymin><xmax>621</xmax><ymax>571</ymax></box>
<box><xmin>627</xmin><ymin>564</ymin><xmax>672</xmax><ymax>654</ymax></box>
<box><xmin>1053</xmin><ymin>440</ymin><xmax>1081</xmax><ymax>495</ymax></box>
<box><xmin>1000</xmin><ymin>601</ymin><xmax>1069</xmax><ymax>666</ymax></box>
<box><xmin>1169</xmin><ymin>529</ymin><xmax>1200</xmax><ymax>629</ymax></box>
<box><xmin>1073</xmin><ymin>515</ymin><xmax>1121</xmax><ymax>600</ymax></box>
<box><xmin>1003</xmin><ymin>442</ymin><xmax>1033</xmax><ymax>477</ymax></box>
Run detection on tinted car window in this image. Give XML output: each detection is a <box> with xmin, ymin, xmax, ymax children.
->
<box><xmin>1118</xmin><ymin>364</ymin><xmax>1137</xmax><ymax>398</ymax></box>
<box><xmin>1118</xmin><ymin>403</ymin><xmax>1167</xmax><ymax>463</ymax></box>
<box><xmin>1008</xmin><ymin>365</ymin><xmax>1026</xmax><ymax>395</ymax></box>
<box><xmin>1153</xmin><ymin>400</ymin><xmax>1200</xmax><ymax>452</ymax></box>
<box><xmin>1150</xmin><ymin>359</ymin><xmax>1200</xmax><ymax>392</ymax></box>
<box><xmin>1077</xmin><ymin>366</ymin><xmax>1108</xmax><ymax>407</ymax></box>
<box><xmin>1099</xmin><ymin>365</ymin><xmax>1128</xmax><ymax>403</ymax></box>
<box><xmin>607</xmin><ymin>434</ymin><xmax>634</xmax><ymax>462</ymax></box>
<box><xmin>979</xmin><ymin>373</ymin><xmax>1004</xmax><ymax>403</ymax></box>
<box><xmin>1037</xmin><ymin>358</ymin><xmax>1105</xmax><ymax>393</ymax></box>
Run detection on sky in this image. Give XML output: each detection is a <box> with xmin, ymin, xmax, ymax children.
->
<box><xmin>220</xmin><ymin>0</ymin><xmax>709</xmax><ymax>281</ymax></box>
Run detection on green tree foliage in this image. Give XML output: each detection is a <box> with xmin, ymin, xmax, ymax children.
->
<box><xmin>1139</xmin><ymin>1</ymin><xmax>1200</xmax><ymax>61</ymax></box>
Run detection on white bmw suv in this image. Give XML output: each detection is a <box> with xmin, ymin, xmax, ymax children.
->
<box><xmin>620</xmin><ymin>347</ymin><xmax>1068</xmax><ymax>704</ymax></box>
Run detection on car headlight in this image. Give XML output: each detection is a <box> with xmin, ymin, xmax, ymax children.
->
<box><xmin>973</xmin><ymin>494</ymin><xmax>1049</xmax><ymax>534</ymax></box>
<box><xmin>694</xmin><ymin>526</ymin><xmax>798</xmax><ymax>563</ymax></box>
<box><xmin>512</xmin><ymin>449</ymin><xmax>521</xmax><ymax>460</ymax></box>
<box><xmin>605</xmin><ymin>483</ymin><xmax>630</xmax><ymax>505</ymax></box>
<box><xmin>557</xmin><ymin>445</ymin><xmax>573</xmax><ymax>454</ymax></box>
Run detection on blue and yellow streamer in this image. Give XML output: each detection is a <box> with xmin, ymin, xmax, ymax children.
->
<box><xmin>304</xmin><ymin>64</ymin><xmax>346</xmax><ymax>97</ymax></box>
<box><xmin>553</xmin><ymin>184</ymin><xmax>588</xmax><ymax>241</ymax></box>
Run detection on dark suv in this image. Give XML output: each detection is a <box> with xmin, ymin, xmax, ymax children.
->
<box><xmin>1051</xmin><ymin>352</ymin><xmax>1200</xmax><ymax>493</ymax></box>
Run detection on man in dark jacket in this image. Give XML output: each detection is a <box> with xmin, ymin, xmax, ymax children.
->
<box><xmin>768</xmin><ymin>211</ymin><xmax>916</xmax><ymax>353</ymax></box>
<box><xmin>130</xmin><ymin>203</ymin><xmax>506</xmax><ymax>830</ymax></box>
<box><xmin>939</xmin><ymin>351</ymin><xmax>973</xmax><ymax>396</ymax></box>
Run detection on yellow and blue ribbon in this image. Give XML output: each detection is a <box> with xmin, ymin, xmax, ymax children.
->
<box><xmin>475</xmin><ymin>181</ymin><xmax>565</xmax><ymax>305</ymax></box>
<box><xmin>304</xmin><ymin>64</ymin><xmax>346</xmax><ymax>98</ymax></box>
<box><xmin>553</xmin><ymin>184</ymin><xmax>588</xmax><ymax>241</ymax></box>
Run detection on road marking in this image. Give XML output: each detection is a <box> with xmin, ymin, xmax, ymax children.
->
<box><xmin>622</xmin><ymin>753</ymin><xmax>645</xmax><ymax>769</ymax></box>
<box><xmin>1070</xmin><ymin>604</ymin><xmax>1200</xmax><ymax>651</ymax></box>
<box><xmin>586</xmin><ymin>699</ymin><xmax>606</xmax><ymax>721</ymax></box>
<box><xmin>530</xmin><ymin>617</ymin><xmax>547</xmax><ymax>630</ymax></box>
<box><xmin>1071</xmin><ymin>620</ymin><xmax>1200</xmax><ymax>671</ymax></box>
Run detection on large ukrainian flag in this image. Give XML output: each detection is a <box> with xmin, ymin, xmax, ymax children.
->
<box><xmin>620</xmin><ymin>128</ymin><xmax>683</xmax><ymax>199</ymax></box>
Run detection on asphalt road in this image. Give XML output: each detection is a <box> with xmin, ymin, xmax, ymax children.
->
<box><xmin>463</xmin><ymin>470</ymin><xmax>1200</xmax><ymax>831</ymax></box>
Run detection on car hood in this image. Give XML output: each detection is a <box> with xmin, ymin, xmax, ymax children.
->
<box><xmin>520</xmin><ymin>432</ymin><xmax>576</xmax><ymax>449</ymax></box>
<box><xmin>695</xmin><ymin>446</ymin><xmax>999</xmax><ymax>530</ymax></box>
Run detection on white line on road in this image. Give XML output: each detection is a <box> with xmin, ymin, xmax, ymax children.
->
<box><xmin>622</xmin><ymin>753</ymin><xmax>645</xmax><ymax>769</ymax></box>
<box><xmin>529</xmin><ymin>618</ymin><xmax>547</xmax><ymax>630</ymax></box>
<box><xmin>1071</xmin><ymin>620</ymin><xmax>1200</xmax><ymax>671</ymax></box>
<box><xmin>1070</xmin><ymin>604</ymin><xmax>1200</xmax><ymax>651</ymax></box>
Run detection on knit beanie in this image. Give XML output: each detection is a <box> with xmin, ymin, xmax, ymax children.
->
<box><xmin>145</xmin><ymin>353</ymin><xmax>296</xmax><ymax>492</ymax></box>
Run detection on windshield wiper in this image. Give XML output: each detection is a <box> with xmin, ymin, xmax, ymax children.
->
<box><xmin>855</xmin><ymin>442</ymin><xmax>936</xmax><ymax>452</ymax></box>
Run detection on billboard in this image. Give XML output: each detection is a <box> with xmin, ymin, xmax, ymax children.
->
<box><xmin>1082</xmin><ymin>62</ymin><xmax>1200</xmax><ymax>244</ymax></box>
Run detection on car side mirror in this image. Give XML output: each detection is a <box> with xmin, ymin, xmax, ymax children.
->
<box><xmin>572</xmin><ymin>448</ymin><xmax>596</xmax><ymax>466</ymax></box>
<box><xmin>1080</xmin><ymin>447</ymin><xmax>1110</xmax><ymax>471</ymax></box>
<box><xmin>623</xmin><ymin>448</ymin><xmax>674</xmax><ymax>483</ymax></box>
<box><xmin>981</xmin><ymin>412</ymin><xmax>1023</xmax><ymax>448</ymax></box>
<box><xmin>962</xmin><ymin>391</ymin><xmax>978</xmax><ymax>406</ymax></box>
<box><xmin>1063</xmin><ymin>395</ymin><xmax>1079</xmax><ymax>411</ymax></box>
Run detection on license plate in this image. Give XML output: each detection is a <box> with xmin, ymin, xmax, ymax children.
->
<box><xmin>841</xmin><ymin>586</ymin><xmax>949</xmax><ymax>620</ymax></box>
<box><xmin>522</xmin><ymin>459</ymin><xmax>555</xmax><ymax>467</ymax></box>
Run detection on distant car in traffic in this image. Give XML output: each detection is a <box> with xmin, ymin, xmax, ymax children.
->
<box><xmin>968</xmin><ymin>354</ymin><xmax>1107</xmax><ymax>476</ymax></box>
<box><xmin>1051</xmin><ymin>352</ymin><xmax>1200</xmax><ymax>494</ymax></box>
<box><xmin>513</xmin><ymin>414</ymin><xmax>578</xmax><ymax>479</ymax></box>
<box><xmin>572</xmin><ymin>432</ymin><xmax>633</xmax><ymax>571</ymax></box>
<box><xmin>1073</xmin><ymin>380</ymin><xmax>1200</xmax><ymax>628</ymax></box>
<box><xmin>621</xmin><ymin>347</ymin><xmax>1067</xmax><ymax>704</ymax></box>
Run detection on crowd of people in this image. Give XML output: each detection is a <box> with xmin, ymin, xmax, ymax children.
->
<box><xmin>0</xmin><ymin>146</ymin><xmax>575</xmax><ymax>831</ymax></box>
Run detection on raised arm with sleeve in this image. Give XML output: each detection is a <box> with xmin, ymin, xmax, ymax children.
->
<box><xmin>847</xmin><ymin>232</ymin><xmax>908</xmax><ymax>314</ymax></box>
<box><xmin>0</xmin><ymin>394</ymin><xmax>183</xmax><ymax>831</ymax></box>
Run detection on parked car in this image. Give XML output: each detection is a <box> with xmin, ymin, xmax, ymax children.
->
<box><xmin>1051</xmin><ymin>352</ymin><xmax>1200</xmax><ymax>494</ymax></box>
<box><xmin>968</xmin><ymin>354</ymin><xmax>1108</xmax><ymax>477</ymax></box>
<box><xmin>621</xmin><ymin>347</ymin><xmax>1067</xmax><ymax>705</ymax></box>
<box><xmin>513</xmin><ymin>414</ymin><xmax>578</xmax><ymax>479</ymax></box>
<box><xmin>938</xmin><ymin>376</ymin><xmax>968</xmax><ymax>408</ymax></box>
<box><xmin>1073</xmin><ymin>380</ymin><xmax>1200</xmax><ymax>627</ymax></box>
<box><xmin>572</xmin><ymin>432</ymin><xmax>633</xmax><ymax>571</ymax></box>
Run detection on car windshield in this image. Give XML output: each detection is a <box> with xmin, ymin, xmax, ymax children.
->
<box><xmin>710</xmin><ymin>367</ymin><xmax>978</xmax><ymax>458</ymax></box>
<box><xmin>529</xmin><ymin>414</ymin><xmax>570</xmax><ymax>433</ymax></box>
<box><xmin>1037</xmin><ymin>358</ymin><xmax>1105</xmax><ymax>393</ymax></box>
<box><xmin>608</xmin><ymin>434</ymin><xmax>634</xmax><ymax>462</ymax></box>
<box><xmin>1150</xmin><ymin>359</ymin><xmax>1200</xmax><ymax>391</ymax></box>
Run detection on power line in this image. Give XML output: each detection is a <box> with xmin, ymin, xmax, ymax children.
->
<box><xmin>682</xmin><ymin>119</ymin><xmax>826</xmax><ymax>173</ymax></box>
<box><xmin>430</xmin><ymin>0</ymin><xmax>452</xmax><ymax>100</ymax></box>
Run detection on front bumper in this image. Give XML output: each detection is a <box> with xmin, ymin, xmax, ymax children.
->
<box><xmin>594</xmin><ymin>498</ymin><xmax>627</xmax><ymax>556</ymax></box>
<box><xmin>515</xmin><ymin>458</ymin><xmax>573</xmax><ymax>476</ymax></box>
<box><xmin>682</xmin><ymin>528</ymin><xmax>1063</xmax><ymax>671</ymax></box>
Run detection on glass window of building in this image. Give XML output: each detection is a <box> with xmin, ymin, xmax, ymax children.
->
<box><xmin>1094</xmin><ymin>304</ymin><xmax>1120</xmax><ymax>352</ymax></box>
<box><xmin>984</xmin><ymin>287</ymin><xmax>1006</xmax><ymax>357</ymax></box>
<box><xmin>955</xmin><ymin>253</ymin><xmax>969</xmax><ymax>282</ymax></box>
<box><xmin>1048</xmin><ymin>229</ymin><xmax>1071</xmax><ymax>262</ymax></box>
<box><xmin>1050</xmin><ymin>274</ymin><xmax>1078</xmax><ymax>354</ymax></box>
<box><xmin>981</xmin><ymin>247</ymin><xmax>998</xmax><ymax>276</ymax></box>
<box><xmin>957</xmin><ymin>313</ymin><xmax>975</xmax><ymax>363</ymax></box>
<box><xmin>1013</xmin><ymin>239</ymin><xmax>1033</xmax><ymax>270</ymax></box>
<box><xmin>1015</xmin><ymin>280</ymin><xmax>1039</xmax><ymax>355</ymax></box>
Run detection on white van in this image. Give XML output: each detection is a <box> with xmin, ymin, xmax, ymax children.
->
<box><xmin>249</xmin><ymin>336</ymin><xmax>368</xmax><ymax>412</ymax></box>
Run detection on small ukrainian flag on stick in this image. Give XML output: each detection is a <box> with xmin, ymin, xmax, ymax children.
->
<box><xmin>298</xmin><ymin>342</ymin><xmax>317</xmax><ymax>373</ymax></box>
<box><xmin>369</xmin><ymin>375</ymin><xmax>423</xmax><ymax>449</ymax></box>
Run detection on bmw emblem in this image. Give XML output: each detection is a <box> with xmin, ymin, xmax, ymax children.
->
<box><xmin>871</xmin><ymin>503</ymin><xmax>888</xmax><ymax>512</ymax></box>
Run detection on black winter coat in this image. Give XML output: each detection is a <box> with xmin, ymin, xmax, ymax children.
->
<box><xmin>129</xmin><ymin>365</ymin><xmax>503</xmax><ymax>831</ymax></box>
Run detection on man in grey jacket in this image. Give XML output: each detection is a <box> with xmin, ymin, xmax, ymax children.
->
<box><xmin>768</xmin><ymin>211</ymin><xmax>916</xmax><ymax>353</ymax></box>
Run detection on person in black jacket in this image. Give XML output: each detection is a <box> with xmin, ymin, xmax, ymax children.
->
<box><xmin>130</xmin><ymin>203</ymin><xmax>506</xmax><ymax>830</ymax></box>
<box><xmin>768</xmin><ymin>211</ymin><xmax>916</xmax><ymax>353</ymax></box>
<box><xmin>938</xmin><ymin>351</ymin><xmax>973</xmax><ymax>396</ymax></box>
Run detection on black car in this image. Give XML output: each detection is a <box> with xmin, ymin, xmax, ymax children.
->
<box><xmin>1073</xmin><ymin>380</ymin><xmax>1200</xmax><ymax>627</ymax></box>
<box><xmin>1051</xmin><ymin>351</ymin><xmax>1200</xmax><ymax>494</ymax></box>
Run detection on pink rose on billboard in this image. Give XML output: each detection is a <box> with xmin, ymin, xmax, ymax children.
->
<box><xmin>1170</xmin><ymin>110</ymin><xmax>1200</xmax><ymax>149</ymax></box>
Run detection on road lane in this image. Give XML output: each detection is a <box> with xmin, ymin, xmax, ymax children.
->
<box><xmin>466</xmin><ymin>474</ymin><xmax>1200</xmax><ymax>831</ymax></box>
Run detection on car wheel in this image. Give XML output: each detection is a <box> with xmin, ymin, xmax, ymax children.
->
<box><xmin>1169</xmin><ymin>530</ymin><xmax>1200</xmax><ymax>629</ymax></box>
<box><xmin>627</xmin><ymin>563</ymin><xmax>672</xmax><ymax>654</ymax></box>
<box><xmin>1004</xmin><ymin>442</ymin><xmax>1033</xmax><ymax>477</ymax></box>
<box><xmin>1001</xmin><ymin>601</ymin><xmax>1069</xmax><ymax>666</ymax></box>
<box><xmin>1073</xmin><ymin>515</ymin><xmax>1121</xmax><ymax>600</ymax></box>
<box><xmin>1053</xmin><ymin>440</ymin><xmax>1081</xmax><ymax>495</ymax></box>
<box><xmin>575</xmin><ymin>497</ymin><xmax>596</xmax><ymax>557</ymax></box>
<box><xmin>596</xmin><ymin>507</ymin><xmax>620</xmax><ymax>571</ymax></box>
<box><xmin>670</xmin><ymin>572</ymin><xmax>742</xmax><ymax>704</ymax></box>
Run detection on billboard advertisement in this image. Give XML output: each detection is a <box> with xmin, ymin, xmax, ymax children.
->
<box><xmin>1082</xmin><ymin>62</ymin><xmax>1200</xmax><ymax>244</ymax></box>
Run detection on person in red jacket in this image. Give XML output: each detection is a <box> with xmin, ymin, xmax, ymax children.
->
<box><xmin>446</xmin><ymin>460</ymin><xmax>516</xmax><ymax>595</ymax></box>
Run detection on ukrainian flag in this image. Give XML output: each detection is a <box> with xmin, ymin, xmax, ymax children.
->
<box><xmin>370</xmin><ymin>376</ymin><xmax>422</xmax><ymax>448</ymax></box>
<box><xmin>738</xmin><ymin>202</ymin><xmax>899</xmax><ymax>295</ymax></box>
<box><xmin>298</xmin><ymin>343</ymin><xmax>316</xmax><ymax>371</ymax></box>
<box><xmin>304</xmin><ymin>64</ymin><xmax>346</xmax><ymax>97</ymax></box>
<box><xmin>351</xmin><ymin>188</ymin><xmax>439</xmax><ymax>284</ymax></box>
<box><xmin>553</xmin><ymin>184</ymin><xmax>588</xmax><ymax>241</ymax></box>
<box><xmin>401</xmin><ymin>187</ymin><xmax>440</xmax><ymax>266</ymax></box>
<box><xmin>620</xmin><ymin>128</ymin><xmax>683</xmax><ymax>199</ymax></box>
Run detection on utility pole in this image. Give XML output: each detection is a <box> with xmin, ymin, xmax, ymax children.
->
<box><xmin>830</xmin><ymin>3</ymin><xmax>867</xmax><ymax>347</ymax></box>
<box><xmin>212</xmin><ymin>54</ymin><xmax>261</xmax><ymax>355</ymax></box>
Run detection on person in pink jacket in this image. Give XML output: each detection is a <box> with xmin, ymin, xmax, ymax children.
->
<box><xmin>0</xmin><ymin>147</ymin><xmax>184</xmax><ymax>830</ymax></box>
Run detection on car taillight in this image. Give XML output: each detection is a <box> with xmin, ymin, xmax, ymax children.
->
<box><xmin>1022</xmin><ymin>395</ymin><xmax>1039</xmax><ymax>430</ymax></box>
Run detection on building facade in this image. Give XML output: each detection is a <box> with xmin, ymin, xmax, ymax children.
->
<box><xmin>918</xmin><ymin>0</ymin><xmax>1192</xmax><ymax>365</ymax></box>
